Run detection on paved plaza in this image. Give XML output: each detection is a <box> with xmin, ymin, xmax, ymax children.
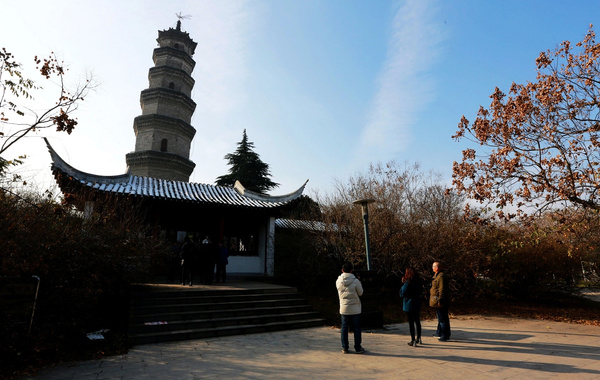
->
<box><xmin>30</xmin><ymin>315</ymin><xmax>600</xmax><ymax>379</ymax></box>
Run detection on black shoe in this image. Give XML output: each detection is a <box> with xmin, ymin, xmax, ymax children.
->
<box><xmin>438</xmin><ymin>337</ymin><xmax>450</xmax><ymax>341</ymax></box>
<box><xmin>417</xmin><ymin>337</ymin><xmax>422</xmax><ymax>344</ymax></box>
<box><xmin>355</xmin><ymin>347</ymin><xmax>365</xmax><ymax>354</ymax></box>
<box><xmin>407</xmin><ymin>341</ymin><xmax>415</xmax><ymax>346</ymax></box>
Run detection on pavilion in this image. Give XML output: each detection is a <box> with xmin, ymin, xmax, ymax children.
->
<box><xmin>45</xmin><ymin>20</ymin><xmax>308</xmax><ymax>276</ymax></box>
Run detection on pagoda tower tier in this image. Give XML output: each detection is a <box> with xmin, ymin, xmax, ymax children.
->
<box><xmin>125</xmin><ymin>150</ymin><xmax>196</xmax><ymax>182</ymax></box>
<box><xmin>139</xmin><ymin>88</ymin><xmax>196</xmax><ymax>123</ymax></box>
<box><xmin>126</xmin><ymin>21</ymin><xmax>198</xmax><ymax>182</ymax></box>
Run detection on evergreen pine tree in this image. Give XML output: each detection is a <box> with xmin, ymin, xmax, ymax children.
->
<box><xmin>216</xmin><ymin>130</ymin><xmax>279</xmax><ymax>193</ymax></box>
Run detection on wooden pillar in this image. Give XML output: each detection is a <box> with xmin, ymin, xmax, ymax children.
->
<box><xmin>265</xmin><ymin>217</ymin><xmax>276</xmax><ymax>276</ymax></box>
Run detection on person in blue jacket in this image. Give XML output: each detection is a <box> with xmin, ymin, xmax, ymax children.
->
<box><xmin>400</xmin><ymin>267</ymin><xmax>423</xmax><ymax>346</ymax></box>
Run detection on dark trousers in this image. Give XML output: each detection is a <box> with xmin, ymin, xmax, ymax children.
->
<box><xmin>341</xmin><ymin>314</ymin><xmax>362</xmax><ymax>351</ymax></box>
<box><xmin>200</xmin><ymin>261</ymin><xmax>214</xmax><ymax>284</ymax></box>
<box><xmin>215</xmin><ymin>264</ymin><xmax>227</xmax><ymax>282</ymax></box>
<box><xmin>181</xmin><ymin>264</ymin><xmax>193</xmax><ymax>285</ymax></box>
<box><xmin>406</xmin><ymin>310</ymin><xmax>421</xmax><ymax>341</ymax></box>
<box><xmin>435</xmin><ymin>305</ymin><xmax>451</xmax><ymax>339</ymax></box>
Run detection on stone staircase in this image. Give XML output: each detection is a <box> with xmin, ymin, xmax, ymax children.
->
<box><xmin>128</xmin><ymin>284</ymin><xmax>325</xmax><ymax>346</ymax></box>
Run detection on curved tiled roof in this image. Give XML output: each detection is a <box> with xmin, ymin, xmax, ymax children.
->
<box><xmin>275</xmin><ymin>218</ymin><xmax>331</xmax><ymax>231</ymax></box>
<box><xmin>44</xmin><ymin>138</ymin><xmax>307</xmax><ymax>209</ymax></box>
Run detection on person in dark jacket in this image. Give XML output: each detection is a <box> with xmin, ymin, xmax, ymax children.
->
<box><xmin>199</xmin><ymin>236</ymin><xmax>219</xmax><ymax>284</ymax></box>
<box><xmin>400</xmin><ymin>267</ymin><xmax>423</xmax><ymax>346</ymax></box>
<box><xmin>180</xmin><ymin>236</ymin><xmax>194</xmax><ymax>286</ymax></box>
<box><xmin>215</xmin><ymin>241</ymin><xmax>229</xmax><ymax>283</ymax></box>
<box><xmin>430</xmin><ymin>261</ymin><xmax>451</xmax><ymax>341</ymax></box>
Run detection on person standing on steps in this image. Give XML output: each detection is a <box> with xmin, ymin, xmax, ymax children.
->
<box><xmin>199</xmin><ymin>236</ymin><xmax>218</xmax><ymax>285</ymax></box>
<box><xmin>400</xmin><ymin>267</ymin><xmax>423</xmax><ymax>347</ymax></box>
<box><xmin>180</xmin><ymin>236</ymin><xmax>194</xmax><ymax>286</ymax></box>
<box><xmin>215</xmin><ymin>241</ymin><xmax>229</xmax><ymax>283</ymax></box>
<box><xmin>336</xmin><ymin>263</ymin><xmax>365</xmax><ymax>354</ymax></box>
<box><xmin>430</xmin><ymin>261</ymin><xmax>451</xmax><ymax>341</ymax></box>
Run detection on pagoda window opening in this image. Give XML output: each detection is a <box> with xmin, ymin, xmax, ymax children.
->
<box><xmin>160</xmin><ymin>139</ymin><xmax>168</xmax><ymax>152</ymax></box>
<box><xmin>168</xmin><ymin>82</ymin><xmax>175</xmax><ymax>90</ymax></box>
<box><xmin>174</xmin><ymin>43</ymin><xmax>180</xmax><ymax>50</ymax></box>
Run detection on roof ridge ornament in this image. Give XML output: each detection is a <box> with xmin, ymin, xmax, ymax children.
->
<box><xmin>175</xmin><ymin>12</ymin><xmax>191</xmax><ymax>31</ymax></box>
<box><xmin>234</xmin><ymin>180</ymin><xmax>309</xmax><ymax>203</ymax></box>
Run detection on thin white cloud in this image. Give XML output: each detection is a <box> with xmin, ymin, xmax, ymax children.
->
<box><xmin>183</xmin><ymin>0</ymin><xmax>258</xmax><ymax>184</ymax></box>
<box><xmin>357</xmin><ymin>0</ymin><xmax>443</xmax><ymax>164</ymax></box>
<box><xmin>189</xmin><ymin>0</ymin><xmax>253</xmax><ymax>115</ymax></box>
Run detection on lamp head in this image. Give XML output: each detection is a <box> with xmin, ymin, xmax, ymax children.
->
<box><xmin>352</xmin><ymin>198</ymin><xmax>376</xmax><ymax>216</ymax></box>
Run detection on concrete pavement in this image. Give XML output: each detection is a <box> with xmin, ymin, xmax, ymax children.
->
<box><xmin>29</xmin><ymin>315</ymin><xmax>600</xmax><ymax>379</ymax></box>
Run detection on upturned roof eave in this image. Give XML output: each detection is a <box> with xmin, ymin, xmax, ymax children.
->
<box><xmin>44</xmin><ymin>138</ymin><xmax>306</xmax><ymax>208</ymax></box>
<box><xmin>44</xmin><ymin>138</ymin><xmax>130</xmax><ymax>184</ymax></box>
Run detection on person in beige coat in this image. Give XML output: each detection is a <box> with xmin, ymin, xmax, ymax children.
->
<box><xmin>336</xmin><ymin>263</ymin><xmax>365</xmax><ymax>354</ymax></box>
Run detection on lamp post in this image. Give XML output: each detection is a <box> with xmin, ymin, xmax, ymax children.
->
<box><xmin>352</xmin><ymin>198</ymin><xmax>375</xmax><ymax>271</ymax></box>
<box><xmin>351</xmin><ymin>198</ymin><xmax>382</xmax><ymax>328</ymax></box>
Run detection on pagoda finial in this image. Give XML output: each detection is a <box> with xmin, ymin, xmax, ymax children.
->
<box><xmin>175</xmin><ymin>12</ymin><xmax>191</xmax><ymax>31</ymax></box>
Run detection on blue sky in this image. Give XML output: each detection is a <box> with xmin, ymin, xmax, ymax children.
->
<box><xmin>1</xmin><ymin>0</ymin><xmax>599</xmax><ymax>196</ymax></box>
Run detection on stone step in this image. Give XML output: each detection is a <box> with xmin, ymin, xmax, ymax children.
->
<box><xmin>130</xmin><ymin>286</ymin><xmax>297</xmax><ymax>299</ymax></box>
<box><xmin>130</xmin><ymin>291</ymin><xmax>300</xmax><ymax>307</ymax></box>
<box><xmin>130</xmin><ymin>304</ymin><xmax>315</xmax><ymax>324</ymax></box>
<box><xmin>128</xmin><ymin>284</ymin><xmax>324</xmax><ymax>346</ymax></box>
<box><xmin>129</xmin><ymin>318</ymin><xmax>325</xmax><ymax>346</ymax></box>
<box><xmin>131</xmin><ymin>298</ymin><xmax>308</xmax><ymax>315</ymax></box>
<box><xmin>130</xmin><ymin>311</ymin><xmax>322</xmax><ymax>334</ymax></box>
